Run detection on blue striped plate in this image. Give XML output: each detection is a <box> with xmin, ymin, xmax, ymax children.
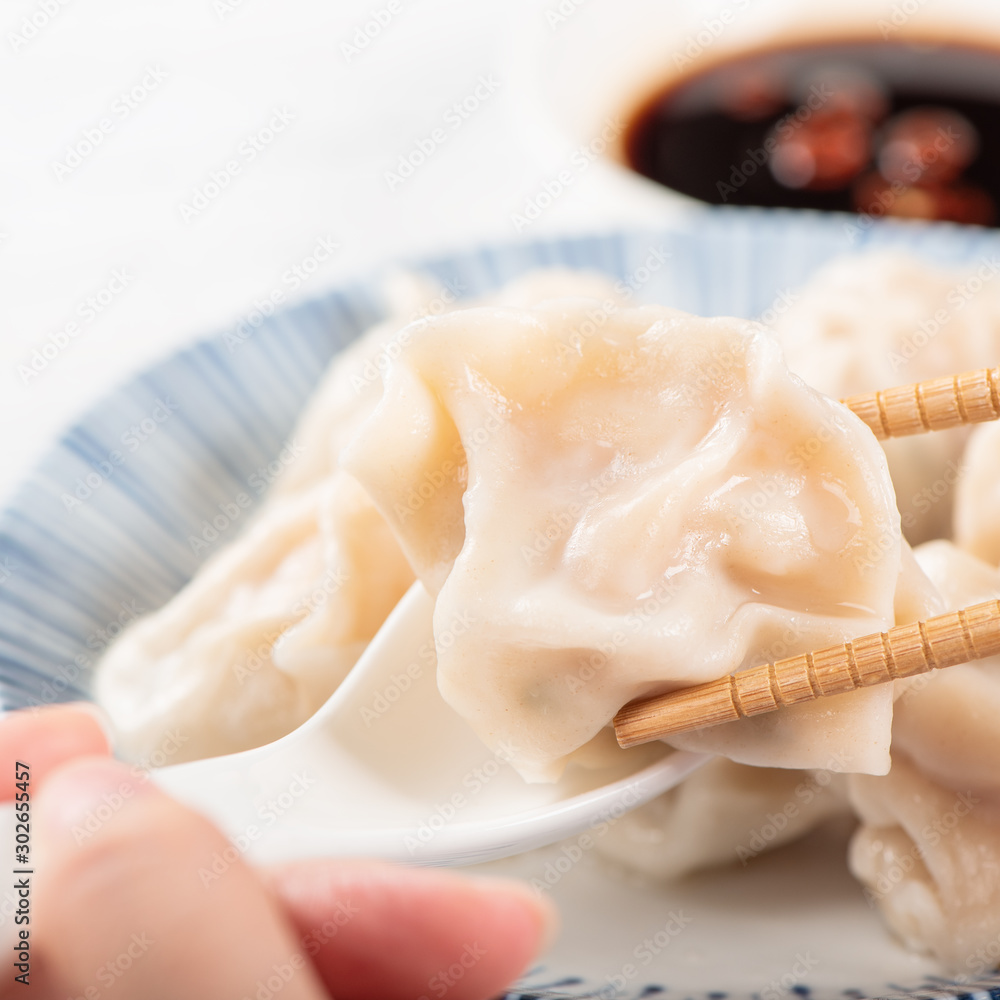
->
<box><xmin>3</xmin><ymin>207</ymin><xmax>1000</xmax><ymax>998</ymax></box>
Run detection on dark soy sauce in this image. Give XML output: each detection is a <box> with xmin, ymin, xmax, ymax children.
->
<box><xmin>625</xmin><ymin>39</ymin><xmax>1000</xmax><ymax>225</ymax></box>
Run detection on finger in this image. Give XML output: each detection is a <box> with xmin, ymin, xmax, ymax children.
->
<box><xmin>0</xmin><ymin>704</ymin><xmax>111</xmax><ymax>800</ymax></box>
<box><xmin>30</xmin><ymin>758</ymin><xmax>329</xmax><ymax>1000</ymax></box>
<box><xmin>264</xmin><ymin>859</ymin><xmax>558</xmax><ymax>1000</ymax></box>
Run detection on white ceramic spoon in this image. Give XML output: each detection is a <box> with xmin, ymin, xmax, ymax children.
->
<box><xmin>152</xmin><ymin>582</ymin><xmax>710</xmax><ymax>866</ymax></box>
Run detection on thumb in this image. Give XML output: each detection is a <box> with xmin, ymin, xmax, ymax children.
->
<box><xmin>29</xmin><ymin>758</ymin><xmax>329</xmax><ymax>1000</ymax></box>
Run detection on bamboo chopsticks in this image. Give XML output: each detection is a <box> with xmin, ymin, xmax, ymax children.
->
<box><xmin>841</xmin><ymin>365</ymin><xmax>1000</xmax><ymax>440</ymax></box>
<box><xmin>614</xmin><ymin>599</ymin><xmax>1000</xmax><ymax>747</ymax></box>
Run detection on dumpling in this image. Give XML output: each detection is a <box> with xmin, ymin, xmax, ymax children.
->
<box><xmin>771</xmin><ymin>251</ymin><xmax>1000</xmax><ymax>543</ymax></box>
<box><xmin>595</xmin><ymin>757</ymin><xmax>850</xmax><ymax>880</ymax></box>
<box><xmin>95</xmin><ymin>472</ymin><xmax>414</xmax><ymax>762</ymax></box>
<box><xmin>848</xmin><ymin>540</ymin><xmax>1000</xmax><ymax>969</ymax></box>
<box><xmin>96</xmin><ymin>270</ymin><xmax>623</xmax><ymax>764</ymax></box>
<box><xmin>849</xmin><ymin>755</ymin><xmax>1000</xmax><ymax>973</ymax></box>
<box><xmin>954</xmin><ymin>420</ymin><xmax>1000</xmax><ymax>567</ymax></box>
<box><xmin>344</xmin><ymin>301</ymin><xmax>902</xmax><ymax>782</ymax></box>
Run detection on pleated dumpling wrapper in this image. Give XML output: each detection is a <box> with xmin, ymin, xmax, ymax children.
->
<box><xmin>343</xmin><ymin>301</ymin><xmax>903</xmax><ymax>782</ymax></box>
<box><xmin>954</xmin><ymin>419</ymin><xmax>1000</xmax><ymax>568</ymax></box>
<box><xmin>849</xmin><ymin>540</ymin><xmax>1000</xmax><ymax>970</ymax></box>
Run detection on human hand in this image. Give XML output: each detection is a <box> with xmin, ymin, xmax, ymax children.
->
<box><xmin>0</xmin><ymin>704</ymin><xmax>556</xmax><ymax>1000</ymax></box>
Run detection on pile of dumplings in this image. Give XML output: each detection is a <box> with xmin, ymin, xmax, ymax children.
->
<box><xmin>95</xmin><ymin>253</ymin><xmax>1000</xmax><ymax>970</ymax></box>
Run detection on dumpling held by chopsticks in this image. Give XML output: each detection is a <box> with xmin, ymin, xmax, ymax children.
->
<box><xmin>344</xmin><ymin>302</ymin><xmax>903</xmax><ymax>782</ymax></box>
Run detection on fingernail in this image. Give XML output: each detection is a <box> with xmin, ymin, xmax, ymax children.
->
<box><xmin>36</xmin><ymin>758</ymin><xmax>155</xmax><ymax>849</ymax></box>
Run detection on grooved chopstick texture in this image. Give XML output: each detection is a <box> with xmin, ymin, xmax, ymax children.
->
<box><xmin>841</xmin><ymin>366</ymin><xmax>1000</xmax><ymax>440</ymax></box>
<box><xmin>614</xmin><ymin>599</ymin><xmax>1000</xmax><ymax>748</ymax></box>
